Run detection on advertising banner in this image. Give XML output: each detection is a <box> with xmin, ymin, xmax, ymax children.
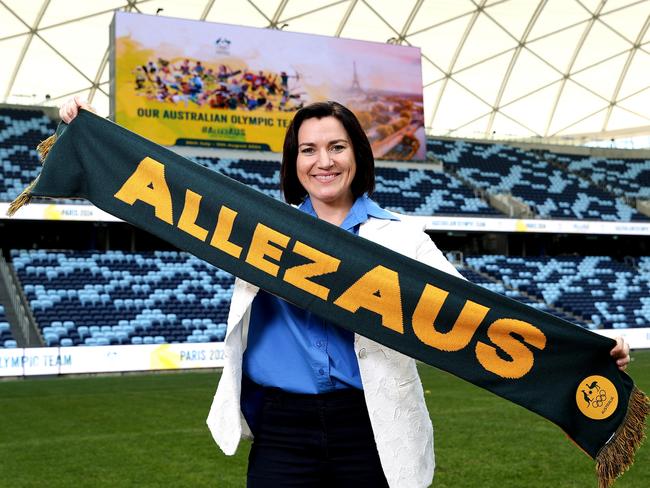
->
<box><xmin>4</xmin><ymin>201</ymin><xmax>650</xmax><ymax>237</ymax></box>
<box><xmin>0</xmin><ymin>343</ymin><xmax>225</xmax><ymax>377</ymax></box>
<box><xmin>1</xmin><ymin>332</ymin><xmax>649</xmax><ymax>378</ymax></box>
<box><xmin>110</xmin><ymin>12</ymin><xmax>425</xmax><ymax>160</ymax></box>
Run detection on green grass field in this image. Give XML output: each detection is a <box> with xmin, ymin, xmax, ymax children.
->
<box><xmin>1</xmin><ymin>351</ymin><xmax>648</xmax><ymax>488</ymax></box>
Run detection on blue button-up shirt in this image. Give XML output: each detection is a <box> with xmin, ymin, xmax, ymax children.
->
<box><xmin>242</xmin><ymin>195</ymin><xmax>398</xmax><ymax>394</ymax></box>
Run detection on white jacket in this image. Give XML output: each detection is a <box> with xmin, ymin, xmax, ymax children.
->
<box><xmin>206</xmin><ymin>216</ymin><xmax>463</xmax><ymax>488</ymax></box>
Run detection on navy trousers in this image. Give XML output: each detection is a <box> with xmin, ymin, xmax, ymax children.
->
<box><xmin>246</xmin><ymin>386</ymin><xmax>389</xmax><ymax>487</ymax></box>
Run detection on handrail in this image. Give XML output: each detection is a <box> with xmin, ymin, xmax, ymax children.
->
<box><xmin>0</xmin><ymin>254</ymin><xmax>41</xmax><ymax>347</ymax></box>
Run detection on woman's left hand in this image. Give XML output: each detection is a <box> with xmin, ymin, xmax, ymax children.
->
<box><xmin>610</xmin><ymin>337</ymin><xmax>630</xmax><ymax>371</ymax></box>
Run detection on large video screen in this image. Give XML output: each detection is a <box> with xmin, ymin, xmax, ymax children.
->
<box><xmin>110</xmin><ymin>12</ymin><xmax>425</xmax><ymax>160</ymax></box>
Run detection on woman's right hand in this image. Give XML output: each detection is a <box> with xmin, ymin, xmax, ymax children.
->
<box><xmin>59</xmin><ymin>95</ymin><xmax>95</xmax><ymax>123</ymax></box>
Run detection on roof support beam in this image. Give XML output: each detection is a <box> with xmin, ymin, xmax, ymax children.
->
<box><xmin>397</xmin><ymin>0</ymin><xmax>424</xmax><ymax>43</ymax></box>
<box><xmin>269</xmin><ymin>0</ymin><xmax>289</xmax><ymax>28</ymax></box>
<box><xmin>281</xmin><ymin>1</ymin><xmax>348</xmax><ymax>24</ymax></box>
<box><xmin>543</xmin><ymin>0</ymin><xmax>606</xmax><ymax>137</ymax></box>
<box><xmin>2</xmin><ymin>0</ymin><xmax>51</xmax><ymax>103</ymax></box>
<box><xmin>335</xmin><ymin>0</ymin><xmax>358</xmax><ymax>37</ymax></box>
<box><xmin>485</xmin><ymin>0</ymin><xmax>547</xmax><ymax>137</ymax></box>
<box><xmin>88</xmin><ymin>48</ymin><xmax>109</xmax><ymax>105</ymax></box>
<box><xmin>200</xmin><ymin>0</ymin><xmax>216</xmax><ymax>20</ymax></box>
<box><xmin>247</xmin><ymin>0</ymin><xmax>273</xmax><ymax>24</ymax></box>
<box><xmin>600</xmin><ymin>14</ymin><xmax>650</xmax><ymax>132</ymax></box>
<box><xmin>429</xmin><ymin>0</ymin><xmax>487</xmax><ymax>130</ymax></box>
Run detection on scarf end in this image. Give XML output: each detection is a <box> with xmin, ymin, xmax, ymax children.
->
<box><xmin>596</xmin><ymin>386</ymin><xmax>649</xmax><ymax>487</ymax></box>
<box><xmin>6</xmin><ymin>177</ymin><xmax>38</xmax><ymax>216</ymax></box>
<box><xmin>36</xmin><ymin>133</ymin><xmax>57</xmax><ymax>162</ymax></box>
<box><xmin>6</xmin><ymin>132</ymin><xmax>56</xmax><ymax>217</ymax></box>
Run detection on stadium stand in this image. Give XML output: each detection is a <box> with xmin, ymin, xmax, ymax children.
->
<box><xmin>457</xmin><ymin>265</ymin><xmax>585</xmax><ymax>328</ymax></box>
<box><xmin>427</xmin><ymin>138</ymin><xmax>650</xmax><ymax>221</ymax></box>
<box><xmin>192</xmin><ymin>156</ymin><xmax>501</xmax><ymax>216</ymax></box>
<box><xmin>0</xmin><ymin>304</ymin><xmax>17</xmax><ymax>348</ymax></box>
<box><xmin>0</xmin><ymin>108</ymin><xmax>57</xmax><ymax>203</ymax></box>
<box><xmin>14</xmin><ymin>247</ymin><xmax>649</xmax><ymax>348</ymax></box>
<box><xmin>11</xmin><ymin>249</ymin><xmax>233</xmax><ymax>346</ymax></box>
<box><xmin>193</xmin><ymin>157</ymin><xmax>283</xmax><ymax>201</ymax></box>
<box><xmin>373</xmin><ymin>166</ymin><xmax>502</xmax><ymax>216</ymax></box>
<box><xmin>0</xmin><ymin>108</ymin><xmax>646</xmax><ymax>223</ymax></box>
<box><xmin>1</xmin><ymin>109</ymin><xmax>648</xmax><ymax>348</ymax></box>
<box><xmin>2</xmin><ymin>107</ymin><xmax>644</xmax><ymax>222</ymax></box>
<box><xmin>465</xmin><ymin>255</ymin><xmax>650</xmax><ymax>330</ymax></box>
<box><xmin>545</xmin><ymin>151</ymin><xmax>650</xmax><ymax>200</ymax></box>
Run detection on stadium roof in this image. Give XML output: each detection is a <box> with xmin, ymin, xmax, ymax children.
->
<box><xmin>1</xmin><ymin>0</ymin><xmax>650</xmax><ymax>143</ymax></box>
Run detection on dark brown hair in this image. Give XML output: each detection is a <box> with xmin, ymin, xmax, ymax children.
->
<box><xmin>280</xmin><ymin>101</ymin><xmax>375</xmax><ymax>204</ymax></box>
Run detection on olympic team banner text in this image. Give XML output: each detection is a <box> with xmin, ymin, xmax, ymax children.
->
<box><xmin>0</xmin><ymin>343</ymin><xmax>225</xmax><ymax>377</ymax></box>
<box><xmin>110</xmin><ymin>11</ymin><xmax>425</xmax><ymax>160</ymax></box>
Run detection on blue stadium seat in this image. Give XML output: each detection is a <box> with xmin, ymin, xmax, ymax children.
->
<box><xmin>427</xmin><ymin>138</ymin><xmax>649</xmax><ymax>221</ymax></box>
<box><xmin>547</xmin><ymin>152</ymin><xmax>650</xmax><ymax>200</ymax></box>
<box><xmin>13</xmin><ymin>249</ymin><xmax>235</xmax><ymax>347</ymax></box>
<box><xmin>464</xmin><ymin>255</ymin><xmax>650</xmax><ymax>330</ymax></box>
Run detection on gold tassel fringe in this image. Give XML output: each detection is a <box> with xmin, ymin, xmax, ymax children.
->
<box><xmin>596</xmin><ymin>386</ymin><xmax>649</xmax><ymax>487</ymax></box>
<box><xmin>36</xmin><ymin>133</ymin><xmax>57</xmax><ymax>162</ymax></box>
<box><xmin>6</xmin><ymin>177</ymin><xmax>39</xmax><ymax>216</ymax></box>
<box><xmin>6</xmin><ymin>132</ymin><xmax>56</xmax><ymax>216</ymax></box>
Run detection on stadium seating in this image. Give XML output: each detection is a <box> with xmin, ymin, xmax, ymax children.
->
<box><xmin>427</xmin><ymin>138</ymin><xmax>649</xmax><ymax>221</ymax></box>
<box><xmin>457</xmin><ymin>265</ymin><xmax>585</xmax><ymax>327</ymax></box>
<box><xmin>192</xmin><ymin>156</ymin><xmax>501</xmax><ymax>216</ymax></box>
<box><xmin>0</xmin><ymin>108</ymin><xmax>57</xmax><ymax>203</ymax></box>
<box><xmin>464</xmin><ymin>255</ymin><xmax>650</xmax><ymax>330</ymax></box>
<box><xmin>12</xmin><ymin>249</ymin><xmax>233</xmax><ymax>346</ymax></box>
<box><xmin>1</xmin><ymin>106</ymin><xmax>646</xmax><ymax>223</ymax></box>
<box><xmin>545</xmin><ymin>151</ymin><xmax>650</xmax><ymax>200</ymax></box>
<box><xmin>373</xmin><ymin>166</ymin><xmax>501</xmax><ymax>216</ymax></box>
<box><xmin>0</xmin><ymin>304</ymin><xmax>18</xmax><ymax>348</ymax></box>
<box><xmin>11</xmin><ymin>247</ymin><xmax>649</xmax><ymax>348</ymax></box>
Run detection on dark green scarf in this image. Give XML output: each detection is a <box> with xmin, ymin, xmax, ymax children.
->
<box><xmin>9</xmin><ymin>110</ymin><xmax>648</xmax><ymax>487</ymax></box>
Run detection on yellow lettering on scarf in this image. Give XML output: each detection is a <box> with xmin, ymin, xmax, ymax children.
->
<box><xmin>283</xmin><ymin>241</ymin><xmax>340</xmax><ymax>300</ymax></box>
<box><xmin>114</xmin><ymin>157</ymin><xmax>173</xmax><ymax>224</ymax></box>
<box><xmin>209</xmin><ymin>206</ymin><xmax>243</xmax><ymax>258</ymax></box>
<box><xmin>333</xmin><ymin>265</ymin><xmax>403</xmax><ymax>333</ymax></box>
<box><xmin>178</xmin><ymin>189</ymin><xmax>209</xmax><ymax>241</ymax></box>
<box><xmin>412</xmin><ymin>284</ymin><xmax>490</xmax><ymax>351</ymax></box>
<box><xmin>245</xmin><ymin>223</ymin><xmax>290</xmax><ymax>276</ymax></box>
<box><xmin>475</xmin><ymin>319</ymin><xmax>547</xmax><ymax>379</ymax></box>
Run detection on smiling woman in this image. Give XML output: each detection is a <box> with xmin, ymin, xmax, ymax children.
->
<box><xmin>207</xmin><ymin>100</ymin><xmax>468</xmax><ymax>488</ymax></box>
<box><xmin>295</xmin><ymin>116</ymin><xmax>357</xmax><ymax>225</ymax></box>
<box><xmin>280</xmin><ymin>101</ymin><xmax>375</xmax><ymax>223</ymax></box>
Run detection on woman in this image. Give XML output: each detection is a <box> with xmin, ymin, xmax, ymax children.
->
<box><xmin>208</xmin><ymin>101</ymin><xmax>471</xmax><ymax>488</ymax></box>
<box><xmin>59</xmin><ymin>98</ymin><xmax>631</xmax><ymax>487</ymax></box>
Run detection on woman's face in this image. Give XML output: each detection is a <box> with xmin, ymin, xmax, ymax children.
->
<box><xmin>296</xmin><ymin>116</ymin><xmax>357</xmax><ymax>210</ymax></box>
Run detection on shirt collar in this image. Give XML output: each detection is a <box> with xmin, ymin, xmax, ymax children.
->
<box><xmin>298</xmin><ymin>194</ymin><xmax>398</xmax><ymax>232</ymax></box>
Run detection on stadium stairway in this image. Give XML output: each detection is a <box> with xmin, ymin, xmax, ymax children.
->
<box><xmin>543</xmin><ymin>150</ymin><xmax>650</xmax><ymax>202</ymax></box>
<box><xmin>465</xmin><ymin>255</ymin><xmax>650</xmax><ymax>330</ymax></box>
<box><xmin>458</xmin><ymin>263</ymin><xmax>587</xmax><ymax>328</ymax></box>
<box><xmin>541</xmin><ymin>153</ymin><xmax>648</xmax><ymax>218</ymax></box>
<box><xmin>0</xmin><ymin>253</ymin><xmax>41</xmax><ymax>347</ymax></box>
